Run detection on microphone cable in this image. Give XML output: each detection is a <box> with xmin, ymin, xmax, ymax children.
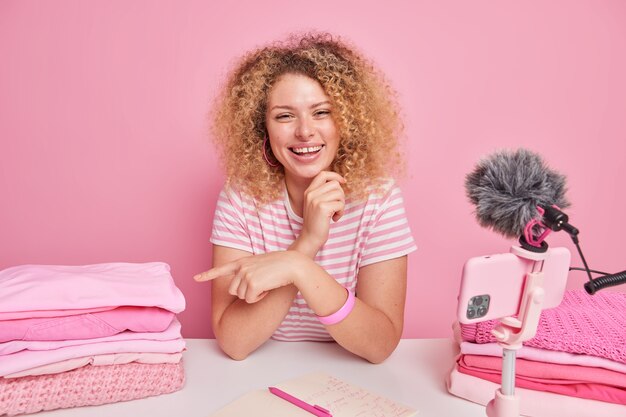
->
<box><xmin>567</xmin><ymin>235</ymin><xmax>626</xmax><ymax>294</ymax></box>
<box><xmin>583</xmin><ymin>269</ymin><xmax>626</xmax><ymax>294</ymax></box>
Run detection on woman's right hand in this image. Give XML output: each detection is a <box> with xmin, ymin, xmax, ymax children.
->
<box><xmin>295</xmin><ymin>171</ymin><xmax>346</xmax><ymax>257</ymax></box>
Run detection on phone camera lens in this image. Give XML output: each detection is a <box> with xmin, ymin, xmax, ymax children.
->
<box><xmin>467</xmin><ymin>309</ymin><xmax>476</xmax><ymax>319</ymax></box>
<box><xmin>477</xmin><ymin>306</ymin><xmax>487</xmax><ymax>317</ymax></box>
<box><xmin>473</xmin><ymin>296</ymin><xmax>483</xmax><ymax>306</ymax></box>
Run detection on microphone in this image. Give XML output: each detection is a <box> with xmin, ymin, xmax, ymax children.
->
<box><xmin>465</xmin><ymin>148</ymin><xmax>573</xmax><ymax>249</ymax></box>
<box><xmin>540</xmin><ymin>205</ymin><xmax>579</xmax><ymax>238</ymax></box>
<box><xmin>465</xmin><ymin>148</ymin><xmax>624</xmax><ymax>294</ymax></box>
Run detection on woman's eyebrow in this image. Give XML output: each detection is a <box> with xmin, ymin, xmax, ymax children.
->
<box><xmin>269</xmin><ymin>101</ymin><xmax>331</xmax><ymax>111</ymax></box>
<box><xmin>269</xmin><ymin>105</ymin><xmax>294</xmax><ymax>111</ymax></box>
<box><xmin>311</xmin><ymin>101</ymin><xmax>331</xmax><ymax>108</ymax></box>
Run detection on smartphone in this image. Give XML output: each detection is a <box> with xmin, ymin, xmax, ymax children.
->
<box><xmin>457</xmin><ymin>246</ymin><xmax>571</xmax><ymax>324</ymax></box>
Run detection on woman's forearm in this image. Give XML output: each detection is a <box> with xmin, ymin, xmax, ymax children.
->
<box><xmin>326</xmin><ymin>300</ymin><xmax>403</xmax><ymax>363</ymax></box>
<box><xmin>294</xmin><ymin>259</ymin><xmax>404</xmax><ymax>364</ymax></box>
<box><xmin>213</xmin><ymin>284</ymin><xmax>298</xmax><ymax>360</ymax></box>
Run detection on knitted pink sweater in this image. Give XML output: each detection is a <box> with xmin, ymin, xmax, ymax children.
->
<box><xmin>460</xmin><ymin>290</ymin><xmax>626</xmax><ymax>364</ymax></box>
<box><xmin>0</xmin><ymin>361</ymin><xmax>185</xmax><ymax>416</ymax></box>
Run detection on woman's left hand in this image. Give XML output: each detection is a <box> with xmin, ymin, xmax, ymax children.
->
<box><xmin>194</xmin><ymin>251</ymin><xmax>308</xmax><ymax>303</ymax></box>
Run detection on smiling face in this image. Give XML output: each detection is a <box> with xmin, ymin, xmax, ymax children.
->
<box><xmin>265</xmin><ymin>73</ymin><xmax>340</xmax><ymax>186</ymax></box>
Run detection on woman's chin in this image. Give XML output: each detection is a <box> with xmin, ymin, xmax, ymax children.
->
<box><xmin>284</xmin><ymin>164</ymin><xmax>330</xmax><ymax>182</ymax></box>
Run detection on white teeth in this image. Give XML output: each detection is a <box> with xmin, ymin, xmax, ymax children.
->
<box><xmin>292</xmin><ymin>146</ymin><xmax>323</xmax><ymax>154</ymax></box>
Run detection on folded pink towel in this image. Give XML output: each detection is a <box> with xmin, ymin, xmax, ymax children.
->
<box><xmin>0</xmin><ymin>262</ymin><xmax>185</xmax><ymax>320</ymax></box>
<box><xmin>457</xmin><ymin>357</ymin><xmax>626</xmax><ymax>405</ymax></box>
<box><xmin>447</xmin><ymin>365</ymin><xmax>626</xmax><ymax>417</ymax></box>
<box><xmin>460</xmin><ymin>342</ymin><xmax>626</xmax><ymax>374</ymax></box>
<box><xmin>0</xmin><ymin>361</ymin><xmax>185</xmax><ymax>416</ymax></box>
<box><xmin>460</xmin><ymin>290</ymin><xmax>626</xmax><ymax>363</ymax></box>
<box><xmin>1</xmin><ymin>319</ymin><xmax>185</xmax><ymax>376</ymax></box>
<box><xmin>0</xmin><ymin>318</ymin><xmax>182</xmax><ymax>356</ymax></box>
<box><xmin>0</xmin><ymin>306</ymin><xmax>174</xmax><ymax>343</ymax></box>
<box><xmin>461</xmin><ymin>354</ymin><xmax>626</xmax><ymax>389</ymax></box>
<box><xmin>4</xmin><ymin>352</ymin><xmax>182</xmax><ymax>378</ymax></box>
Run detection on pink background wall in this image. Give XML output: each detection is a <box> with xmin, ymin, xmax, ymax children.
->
<box><xmin>1</xmin><ymin>1</ymin><xmax>625</xmax><ymax>339</ymax></box>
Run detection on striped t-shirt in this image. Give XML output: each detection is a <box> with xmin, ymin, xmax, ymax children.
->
<box><xmin>210</xmin><ymin>180</ymin><xmax>417</xmax><ymax>341</ymax></box>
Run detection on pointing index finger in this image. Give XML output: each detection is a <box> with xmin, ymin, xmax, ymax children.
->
<box><xmin>194</xmin><ymin>262</ymin><xmax>239</xmax><ymax>282</ymax></box>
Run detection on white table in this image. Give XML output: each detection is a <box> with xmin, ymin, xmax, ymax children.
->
<box><xmin>38</xmin><ymin>338</ymin><xmax>487</xmax><ymax>417</ymax></box>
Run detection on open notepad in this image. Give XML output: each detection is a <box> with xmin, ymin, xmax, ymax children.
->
<box><xmin>209</xmin><ymin>372</ymin><xmax>418</xmax><ymax>417</ymax></box>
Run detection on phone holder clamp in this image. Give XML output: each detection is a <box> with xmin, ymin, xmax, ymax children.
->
<box><xmin>485</xmin><ymin>247</ymin><xmax>549</xmax><ymax>417</ymax></box>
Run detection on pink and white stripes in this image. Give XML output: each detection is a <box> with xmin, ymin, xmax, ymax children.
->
<box><xmin>211</xmin><ymin>180</ymin><xmax>417</xmax><ymax>341</ymax></box>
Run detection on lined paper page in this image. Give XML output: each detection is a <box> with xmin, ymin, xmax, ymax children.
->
<box><xmin>209</xmin><ymin>372</ymin><xmax>418</xmax><ymax>417</ymax></box>
<box><xmin>209</xmin><ymin>389</ymin><xmax>312</xmax><ymax>417</ymax></box>
<box><xmin>278</xmin><ymin>372</ymin><xmax>418</xmax><ymax>417</ymax></box>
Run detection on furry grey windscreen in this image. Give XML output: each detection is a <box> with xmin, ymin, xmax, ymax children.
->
<box><xmin>465</xmin><ymin>149</ymin><xmax>570</xmax><ymax>238</ymax></box>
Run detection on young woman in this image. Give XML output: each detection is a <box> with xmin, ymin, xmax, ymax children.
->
<box><xmin>195</xmin><ymin>33</ymin><xmax>416</xmax><ymax>363</ymax></box>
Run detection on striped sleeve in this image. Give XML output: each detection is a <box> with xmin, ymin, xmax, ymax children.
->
<box><xmin>209</xmin><ymin>187</ymin><xmax>254</xmax><ymax>253</ymax></box>
<box><xmin>360</xmin><ymin>184</ymin><xmax>417</xmax><ymax>267</ymax></box>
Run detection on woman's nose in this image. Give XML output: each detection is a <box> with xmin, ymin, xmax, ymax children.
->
<box><xmin>295</xmin><ymin>118</ymin><xmax>314</xmax><ymax>139</ymax></box>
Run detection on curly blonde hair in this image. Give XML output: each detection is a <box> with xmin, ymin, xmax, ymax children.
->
<box><xmin>210</xmin><ymin>32</ymin><xmax>404</xmax><ymax>204</ymax></box>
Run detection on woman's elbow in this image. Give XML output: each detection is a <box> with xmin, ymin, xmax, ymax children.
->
<box><xmin>365</xmin><ymin>353</ymin><xmax>388</xmax><ymax>364</ymax></box>
<box><xmin>217</xmin><ymin>338</ymin><xmax>252</xmax><ymax>361</ymax></box>
<box><xmin>362</xmin><ymin>337</ymin><xmax>401</xmax><ymax>364</ymax></box>
<box><xmin>213</xmin><ymin>326</ymin><xmax>255</xmax><ymax>361</ymax></box>
<box><xmin>364</xmin><ymin>347</ymin><xmax>394</xmax><ymax>364</ymax></box>
<box><xmin>224</xmin><ymin>348</ymin><xmax>250</xmax><ymax>361</ymax></box>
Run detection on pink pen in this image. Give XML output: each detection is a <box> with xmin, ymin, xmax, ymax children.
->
<box><xmin>268</xmin><ymin>387</ymin><xmax>333</xmax><ymax>417</ymax></box>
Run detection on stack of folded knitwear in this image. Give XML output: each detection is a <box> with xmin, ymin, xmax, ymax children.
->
<box><xmin>0</xmin><ymin>262</ymin><xmax>186</xmax><ymax>416</ymax></box>
<box><xmin>447</xmin><ymin>289</ymin><xmax>626</xmax><ymax>416</ymax></box>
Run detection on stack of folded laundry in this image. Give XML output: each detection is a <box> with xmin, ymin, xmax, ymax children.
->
<box><xmin>0</xmin><ymin>262</ymin><xmax>186</xmax><ymax>416</ymax></box>
<box><xmin>447</xmin><ymin>289</ymin><xmax>626</xmax><ymax>416</ymax></box>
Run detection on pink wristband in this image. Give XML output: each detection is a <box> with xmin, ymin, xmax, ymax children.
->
<box><xmin>317</xmin><ymin>288</ymin><xmax>356</xmax><ymax>326</ymax></box>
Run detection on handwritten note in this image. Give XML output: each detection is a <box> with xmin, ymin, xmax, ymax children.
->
<box><xmin>278</xmin><ymin>373</ymin><xmax>417</xmax><ymax>417</ymax></box>
<box><xmin>209</xmin><ymin>372</ymin><xmax>418</xmax><ymax>417</ymax></box>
